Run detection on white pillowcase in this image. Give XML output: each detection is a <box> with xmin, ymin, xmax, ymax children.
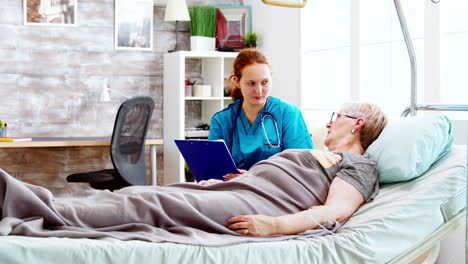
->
<box><xmin>365</xmin><ymin>115</ymin><xmax>453</xmax><ymax>184</ymax></box>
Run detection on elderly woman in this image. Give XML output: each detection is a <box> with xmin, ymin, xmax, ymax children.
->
<box><xmin>0</xmin><ymin>103</ymin><xmax>386</xmax><ymax>242</ymax></box>
<box><xmin>211</xmin><ymin>102</ymin><xmax>387</xmax><ymax>236</ymax></box>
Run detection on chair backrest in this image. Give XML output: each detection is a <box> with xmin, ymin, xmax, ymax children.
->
<box><xmin>110</xmin><ymin>96</ymin><xmax>155</xmax><ymax>186</ymax></box>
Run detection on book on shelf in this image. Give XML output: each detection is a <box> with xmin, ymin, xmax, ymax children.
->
<box><xmin>0</xmin><ymin>137</ymin><xmax>32</xmax><ymax>142</ymax></box>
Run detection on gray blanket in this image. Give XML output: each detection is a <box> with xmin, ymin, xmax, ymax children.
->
<box><xmin>0</xmin><ymin>149</ymin><xmax>340</xmax><ymax>246</ymax></box>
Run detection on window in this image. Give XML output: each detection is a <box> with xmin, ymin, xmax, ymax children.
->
<box><xmin>301</xmin><ymin>0</ymin><xmax>468</xmax><ymax>121</ymax></box>
<box><xmin>440</xmin><ymin>0</ymin><xmax>468</xmax><ymax>119</ymax></box>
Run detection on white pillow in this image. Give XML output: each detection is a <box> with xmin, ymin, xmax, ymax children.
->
<box><xmin>365</xmin><ymin>115</ymin><xmax>453</xmax><ymax>184</ymax></box>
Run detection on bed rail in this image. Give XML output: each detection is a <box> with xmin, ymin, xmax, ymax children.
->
<box><xmin>393</xmin><ymin>0</ymin><xmax>417</xmax><ymax>117</ymax></box>
<box><xmin>393</xmin><ymin>0</ymin><xmax>468</xmax><ymax>262</ymax></box>
<box><xmin>401</xmin><ymin>106</ymin><xmax>468</xmax><ymax>264</ymax></box>
<box><xmin>441</xmin><ymin>188</ymin><xmax>466</xmax><ymax>223</ymax></box>
<box><xmin>388</xmin><ymin>210</ymin><xmax>465</xmax><ymax>264</ymax></box>
<box><xmin>398</xmin><ymin>103</ymin><xmax>468</xmax><ymax>263</ymax></box>
<box><xmin>401</xmin><ymin>104</ymin><xmax>468</xmax><ymax>117</ymax></box>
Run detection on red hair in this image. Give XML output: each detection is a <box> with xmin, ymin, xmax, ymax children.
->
<box><xmin>229</xmin><ymin>48</ymin><xmax>272</xmax><ymax>101</ymax></box>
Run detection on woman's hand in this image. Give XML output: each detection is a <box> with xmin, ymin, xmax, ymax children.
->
<box><xmin>226</xmin><ymin>215</ymin><xmax>277</xmax><ymax>236</ymax></box>
<box><xmin>223</xmin><ymin>169</ymin><xmax>247</xmax><ymax>181</ymax></box>
<box><xmin>197</xmin><ymin>179</ymin><xmax>223</xmax><ymax>185</ymax></box>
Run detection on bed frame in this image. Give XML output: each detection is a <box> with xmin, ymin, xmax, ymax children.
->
<box><xmin>387</xmin><ymin>188</ymin><xmax>466</xmax><ymax>263</ymax></box>
<box><xmin>392</xmin><ymin>0</ymin><xmax>468</xmax><ymax>263</ymax></box>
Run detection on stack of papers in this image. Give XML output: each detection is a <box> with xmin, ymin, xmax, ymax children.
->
<box><xmin>185</xmin><ymin>129</ymin><xmax>209</xmax><ymax>138</ymax></box>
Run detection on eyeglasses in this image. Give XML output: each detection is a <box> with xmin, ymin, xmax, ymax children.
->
<box><xmin>329</xmin><ymin>112</ymin><xmax>358</xmax><ymax>124</ymax></box>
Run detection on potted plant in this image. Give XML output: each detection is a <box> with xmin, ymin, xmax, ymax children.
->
<box><xmin>244</xmin><ymin>32</ymin><xmax>258</xmax><ymax>48</ymax></box>
<box><xmin>190</xmin><ymin>5</ymin><xmax>217</xmax><ymax>51</ymax></box>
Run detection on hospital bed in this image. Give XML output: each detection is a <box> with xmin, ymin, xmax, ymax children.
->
<box><xmin>1</xmin><ymin>86</ymin><xmax>466</xmax><ymax>260</ymax></box>
<box><xmin>0</xmin><ymin>114</ymin><xmax>466</xmax><ymax>264</ymax></box>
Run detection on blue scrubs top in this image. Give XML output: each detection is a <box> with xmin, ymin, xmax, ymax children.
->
<box><xmin>208</xmin><ymin>96</ymin><xmax>314</xmax><ymax>170</ymax></box>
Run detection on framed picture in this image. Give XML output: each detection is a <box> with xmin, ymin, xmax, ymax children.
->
<box><xmin>214</xmin><ymin>5</ymin><xmax>252</xmax><ymax>52</ymax></box>
<box><xmin>115</xmin><ymin>0</ymin><xmax>153</xmax><ymax>51</ymax></box>
<box><xmin>24</xmin><ymin>0</ymin><xmax>77</xmax><ymax>26</ymax></box>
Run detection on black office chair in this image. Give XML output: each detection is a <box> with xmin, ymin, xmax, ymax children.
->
<box><xmin>67</xmin><ymin>96</ymin><xmax>155</xmax><ymax>191</ymax></box>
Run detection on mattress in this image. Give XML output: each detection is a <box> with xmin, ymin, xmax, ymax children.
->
<box><xmin>0</xmin><ymin>146</ymin><xmax>466</xmax><ymax>264</ymax></box>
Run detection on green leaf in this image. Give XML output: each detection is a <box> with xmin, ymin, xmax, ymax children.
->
<box><xmin>190</xmin><ymin>5</ymin><xmax>216</xmax><ymax>37</ymax></box>
<box><xmin>244</xmin><ymin>32</ymin><xmax>258</xmax><ymax>44</ymax></box>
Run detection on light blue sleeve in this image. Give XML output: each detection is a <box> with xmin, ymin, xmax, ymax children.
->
<box><xmin>208</xmin><ymin>102</ymin><xmax>238</xmax><ymax>144</ymax></box>
<box><xmin>209</xmin><ymin>111</ymin><xmax>244</xmax><ymax>167</ymax></box>
<box><xmin>281</xmin><ymin>106</ymin><xmax>314</xmax><ymax>149</ymax></box>
<box><xmin>208</xmin><ymin>115</ymin><xmax>223</xmax><ymax>141</ymax></box>
<box><xmin>208</xmin><ymin>111</ymin><xmax>235</xmax><ymax>152</ymax></box>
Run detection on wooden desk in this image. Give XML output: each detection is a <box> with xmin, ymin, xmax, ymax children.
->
<box><xmin>0</xmin><ymin>137</ymin><xmax>163</xmax><ymax>186</ymax></box>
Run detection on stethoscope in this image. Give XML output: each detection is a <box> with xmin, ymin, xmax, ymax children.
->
<box><xmin>231</xmin><ymin>99</ymin><xmax>282</xmax><ymax>149</ymax></box>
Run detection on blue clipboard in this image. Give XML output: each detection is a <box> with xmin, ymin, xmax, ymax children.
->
<box><xmin>175</xmin><ymin>139</ymin><xmax>238</xmax><ymax>182</ymax></box>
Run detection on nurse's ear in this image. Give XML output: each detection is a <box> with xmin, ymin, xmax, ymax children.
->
<box><xmin>232</xmin><ymin>76</ymin><xmax>240</xmax><ymax>88</ymax></box>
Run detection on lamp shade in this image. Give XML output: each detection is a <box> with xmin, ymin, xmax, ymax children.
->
<box><xmin>164</xmin><ymin>0</ymin><xmax>190</xmax><ymax>22</ymax></box>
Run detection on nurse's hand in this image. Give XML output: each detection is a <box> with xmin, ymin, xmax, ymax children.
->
<box><xmin>197</xmin><ymin>179</ymin><xmax>223</xmax><ymax>185</ymax></box>
<box><xmin>223</xmin><ymin>169</ymin><xmax>247</xmax><ymax>181</ymax></box>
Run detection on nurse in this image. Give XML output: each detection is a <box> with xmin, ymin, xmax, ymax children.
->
<box><xmin>209</xmin><ymin>48</ymin><xmax>314</xmax><ymax>180</ymax></box>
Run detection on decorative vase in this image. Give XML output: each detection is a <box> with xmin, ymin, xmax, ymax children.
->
<box><xmin>190</xmin><ymin>36</ymin><xmax>216</xmax><ymax>52</ymax></box>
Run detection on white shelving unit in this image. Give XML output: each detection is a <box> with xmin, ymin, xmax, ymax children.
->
<box><xmin>163</xmin><ymin>51</ymin><xmax>238</xmax><ymax>184</ymax></box>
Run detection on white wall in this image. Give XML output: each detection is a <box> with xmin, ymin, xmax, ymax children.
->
<box><xmin>452</xmin><ymin>120</ymin><xmax>468</xmax><ymax>145</ymax></box>
<box><xmin>243</xmin><ymin>0</ymin><xmax>302</xmax><ymax>107</ymax></box>
<box><xmin>436</xmin><ymin>224</ymin><xmax>466</xmax><ymax>264</ymax></box>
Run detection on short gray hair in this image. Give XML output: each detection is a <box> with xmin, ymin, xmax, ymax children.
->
<box><xmin>340</xmin><ymin>103</ymin><xmax>388</xmax><ymax>150</ymax></box>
